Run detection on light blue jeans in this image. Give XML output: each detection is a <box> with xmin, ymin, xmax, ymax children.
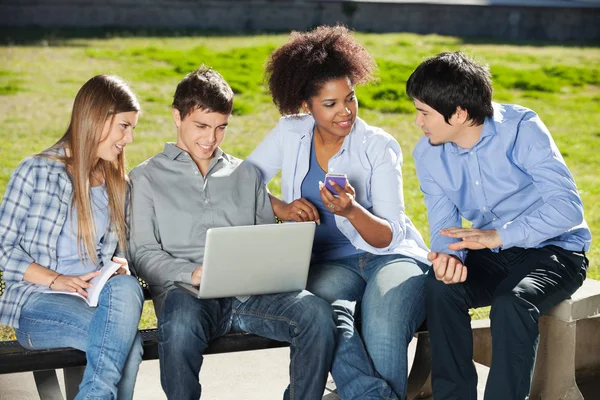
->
<box><xmin>308</xmin><ymin>252</ymin><xmax>428</xmax><ymax>400</ymax></box>
<box><xmin>158</xmin><ymin>288</ymin><xmax>336</xmax><ymax>400</ymax></box>
<box><xmin>16</xmin><ymin>275</ymin><xmax>144</xmax><ymax>400</ymax></box>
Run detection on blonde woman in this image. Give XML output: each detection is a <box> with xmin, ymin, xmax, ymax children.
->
<box><xmin>0</xmin><ymin>75</ymin><xmax>144</xmax><ymax>399</ymax></box>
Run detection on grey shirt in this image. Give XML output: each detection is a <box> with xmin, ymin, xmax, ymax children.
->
<box><xmin>128</xmin><ymin>143</ymin><xmax>276</xmax><ymax>316</ymax></box>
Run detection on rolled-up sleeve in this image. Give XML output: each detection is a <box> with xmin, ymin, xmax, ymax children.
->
<box><xmin>415</xmin><ymin>156</ymin><xmax>466</xmax><ymax>262</ymax></box>
<box><xmin>0</xmin><ymin>159</ymin><xmax>36</xmax><ymax>282</ymax></box>
<box><xmin>246</xmin><ymin>122</ymin><xmax>284</xmax><ymax>184</ymax></box>
<box><xmin>364</xmin><ymin>140</ymin><xmax>407</xmax><ymax>252</ymax></box>
<box><xmin>338</xmin><ymin>138</ymin><xmax>414</xmax><ymax>254</ymax></box>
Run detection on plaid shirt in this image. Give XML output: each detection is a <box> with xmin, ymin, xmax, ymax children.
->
<box><xmin>0</xmin><ymin>154</ymin><xmax>122</xmax><ymax>328</ymax></box>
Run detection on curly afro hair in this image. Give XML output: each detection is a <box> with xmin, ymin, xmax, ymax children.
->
<box><xmin>266</xmin><ymin>25</ymin><xmax>376</xmax><ymax>116</ymax></box>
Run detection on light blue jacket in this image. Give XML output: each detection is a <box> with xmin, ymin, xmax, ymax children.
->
<box><xmin>247</xmin><ymin>115</ymin><xmax>430</xmax><ymax>264</ymax></box>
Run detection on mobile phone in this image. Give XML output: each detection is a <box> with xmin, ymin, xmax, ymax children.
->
<box><xmin>324</xmin><ymin>173</ymin><xmax>348</xmax><ymax>196</ymax></box>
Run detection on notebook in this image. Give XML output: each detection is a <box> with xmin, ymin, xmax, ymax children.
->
<box><xmin>44</xmin><ymin>260</ymin><xmax>122</xmax><ymax>307</ymax></box>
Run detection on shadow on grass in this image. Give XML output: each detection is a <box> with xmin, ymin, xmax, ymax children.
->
<box><xmin>0</xmin><ymin>28</ymin><xmax>283</xmax><ymax>47</ymax></box>
<box><xmin>1</xmin><ymin>27</ymin><xmax>599</xmax><ymax>48</ymax></box>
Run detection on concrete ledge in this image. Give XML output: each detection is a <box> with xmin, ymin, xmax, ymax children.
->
<box><xmin>0</xmin><ymin>0</ymin><xmax>599</xmax><ymax>42</ymax></box>
<box><xmin>546</xmin><ymin>279</ymin><xmax>600</xmax><ymax>322</ymax></box>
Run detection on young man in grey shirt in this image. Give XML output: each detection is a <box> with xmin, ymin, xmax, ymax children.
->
<box><xmin>128</xmin><ymin>67</ymin><xmax>336</xmax><ymax>400</ymax></box>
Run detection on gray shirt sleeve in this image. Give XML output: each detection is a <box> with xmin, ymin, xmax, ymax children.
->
<box><xmin>128</xmin><ymin>170</ymin><xmax>198</xmax><ymax>286</ymax></box>
<box><xmin>253</xmin><ymin>166</ymin><xmax>276</xmax><ymax>226</ymax></box>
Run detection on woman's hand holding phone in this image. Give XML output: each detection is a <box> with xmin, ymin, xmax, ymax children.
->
<box><xmin>324</xmin><ymin>173</ymin><xmax>348</xmax><ymax>197</ymax></box>
<box><xmin>320</xmin><ymin>174</ymin><xmax>357</xmax><ymax>218</ymax></box>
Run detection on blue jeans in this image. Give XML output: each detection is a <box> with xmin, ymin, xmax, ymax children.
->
<box><xmin>16</xmin><ymin>275</ymin><xmax>144</xmax><ymax>400</ymax></box>
<box><xmin>158</xmin><ymin>289</ymin><xmax>336</xmax><ymax>400</ymax></box>
<box><xmin>308</xmin><ymin>252</ymin><xmax>428</xmax><ymax>400</ymax></box>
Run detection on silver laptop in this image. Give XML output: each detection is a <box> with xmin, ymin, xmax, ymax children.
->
<box><xmin>175</xmin><ymin>222</ymin><xmax>316</xmax><ymax>299</ymax></box>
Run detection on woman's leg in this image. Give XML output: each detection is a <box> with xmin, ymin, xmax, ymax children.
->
<box><xmin>17</xmin><ymin>274</ymin><xmax>144</xmax><ymax>400</ymax></box>
<box><xmin>361</xmin><ymin>255</ymin><xmax>428</xmax><ymax>399</ymax></box>
<box><xmin>307</xmin><ymin>257</ymin><xmax>397</xmax><ymax>400</ymax></box>
<box><xmin>79</xmin><ymin>274</ymin><xmax>144</xmax><ymax>399</ymax></box>
<box><xmin>117</xmin><ymin>331</ymin><xmax>143</xmax><ymax>400</ymax></box>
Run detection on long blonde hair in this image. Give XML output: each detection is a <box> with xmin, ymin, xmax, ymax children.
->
<box><xmin>45</xmin><ymin>75</ymin><xmax>140</xmax><ymax>265</ymax></box>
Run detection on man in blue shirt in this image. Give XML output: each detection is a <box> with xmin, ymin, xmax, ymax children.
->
<box><xmin>407</xmin><ymin>52</ymin><xmax>591</xmax><ymax>400</ymax></box>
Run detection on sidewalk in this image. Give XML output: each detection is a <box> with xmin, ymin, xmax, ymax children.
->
<box><xmin>0</xmin><ymin>337</ymin><xmax>490</xmax><ymax>399</ymax></box>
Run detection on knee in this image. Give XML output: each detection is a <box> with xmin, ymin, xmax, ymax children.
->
<box><xmin>364</xmin><ymin>311</ymin><xmax>416</xmax><ymax>346</ymax></box>
<box><xmin>105</xmin><ymin>275</ymin><xmax>144</xmax><ymax>306</ymax></box>
<box><xmin>159</xmin><ymin>314</ymin><xmax>200</xmax><ymax>354</ymax></box>
<box><xmin>490</xmin><ymin>292</ymin><xmax>534</xmax><ymax>320</ymax></box>
<box><xmin>425</xmin><ymin>272</ymin><xmax>450</xmax><ymax>302</ymax></box>
<box><xmin>297</xmin><ymin>295</ymin><xmax>336</xmax><ymax>337</ymax></box>
<box><xmin>158</xmin><ymin>292</ymin><xmax>208</xmax><ymax>349</ymax></box>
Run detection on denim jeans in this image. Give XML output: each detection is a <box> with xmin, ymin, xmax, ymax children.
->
<box><xmin>426</xmin><ymin>246</ymin><xmax>588</xmax><ymax>400</ymax></box>
<box><xmin>16</xmin><ymin>275</ymin><xmax>144</xmax><ymax>400</ymax></box>
<box><xmin>307</xmin><ymin>252</ymin><xmax>429</xmax><ymax>400</ymax></box>
<box><xmin>158</xmin><ymin>288</ymin><xmax>336</xmax><ymax>400</ymax></box>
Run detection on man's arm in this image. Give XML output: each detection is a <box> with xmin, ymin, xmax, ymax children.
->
<box><xmin>128</xmin><ymin>171</ymin><xmax>198</xmax><ymax>287</ymax></box>
<box><xmin>415</xmin><ymin>157</ymin><xmax>466</xmax><ymax>262</ymax></box>
<box><xmin>414</xmin><ymin>156</ymin><xmax>469</xmax><ymax>284</ymax></box>
<box><xmin>254</xmin><ymin>167</ymin><xmax>277</xmax><ymax>225</ymax></box>
<box><xmin>498</xmin><ymin>115</ymin><xmax>585</xmax><ymax>249</ymax></box>
<box><xmin>113</xmin><ymin>181</ymin><xmax>131</xmax><ymax>260</ymax></box>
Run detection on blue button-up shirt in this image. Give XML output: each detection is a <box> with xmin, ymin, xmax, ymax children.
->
<box><xmin>413</xmin><ymin>103</ymin><xmax>591</xmax><ymax>262</ymax></box>
<box><xmin>0</xmin><ymin>154</ymin><xmax>122</xmax><ymax>328</ymax></box>
<box><xmin>247</xmin><ymin>115</ymin><xmax>430</xmax><ymax>264</ymax></box>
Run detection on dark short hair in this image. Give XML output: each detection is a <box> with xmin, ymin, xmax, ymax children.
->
<box><xmin>406</xmin><ymin>52</ymin><xmax>494</xmax><ymax>125</ymax></box>
<box><xmin>266</xmin><ymin>25</ymin><xmax>376</xmax><ymax>116</ymax></box>
<box><xmin>172</xmin><ymin>66</ymin><xmax>234</xmax><ymax>119</ymax></box>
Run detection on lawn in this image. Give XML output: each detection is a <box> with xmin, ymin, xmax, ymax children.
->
<box><xmin>1</xmin><ymin>30</ymin><xmax>599</xmax><ymax>340</ymax></box>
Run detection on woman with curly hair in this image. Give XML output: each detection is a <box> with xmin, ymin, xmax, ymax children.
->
<box><xmin>0</xmin><ymin>75</ymin><xmax>144</xmax><ymax>399</ymax></box>
<box><xmin>247</xmin><ymin>25</ymin><xmax>430</xmax><ymax>399</ymax></box>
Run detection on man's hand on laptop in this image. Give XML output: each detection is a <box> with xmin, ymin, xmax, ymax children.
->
<box><xmin>191</xmin><ymin>265</ymin><xmax>203</xmax><ymax>286</ymax></box>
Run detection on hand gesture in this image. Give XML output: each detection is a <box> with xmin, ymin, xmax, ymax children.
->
<box><xmin>319</xmin><ymin>179</ymin><xmax>357</xmax><ymax>218</ymax></box>
<box><xmin>112</xmin><ymin>256</ymin><xmax>131</xmax><ymax>276</ymax></box>
<box><xmin>49</xmin><ymin>271</ymin><xmax>102</xmax><ymax>297</ymax></box>
<box><xmin>428</xmin><ymin>252</ymin><xmax>467</xmax><ymax>284</ymax></box>
<box><xmin>280</xmin><ymin>198</ymin><xmax>320</xmax><ymax>224</ymax></box>
<box><xmin>441</xmin><ymin>228</ymin><xmax>502</xmax><ymax>251</ymax></box>
<box><xmin>191</xmin><ymin>265</ymin><xmax>203</xmax><ymax>286</ymax></box>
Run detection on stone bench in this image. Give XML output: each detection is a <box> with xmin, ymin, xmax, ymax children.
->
<box><xmin>5</xmin><ymin>273</ymin><xmax>597</xmax><ymax>399</ymax></box>
<box><xmin>0</xmin><ymin>271</ymin><xmax>433</xmax><ymax>400</ymax></box>
<box><xmin>472</xmin><ymin>278</ymin><xmax>600</xmax><ymax>400</ymax></box>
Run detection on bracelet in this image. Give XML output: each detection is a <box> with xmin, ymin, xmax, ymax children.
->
<box><xmin>49</xmin><ymin>273</ymin><xmax>62</xmax><ymax>289</ymax></box>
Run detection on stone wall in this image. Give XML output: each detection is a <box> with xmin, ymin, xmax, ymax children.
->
<box><xmin>1</xmin><ymin>0</ymin><xmax>599</xmax><ymax>42</ymax></box>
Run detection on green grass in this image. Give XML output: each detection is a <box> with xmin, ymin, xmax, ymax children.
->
<box><xmin>0</xmin><ymin>31</ymin><xmax>599</xmax><ymax>340</ymax></box>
